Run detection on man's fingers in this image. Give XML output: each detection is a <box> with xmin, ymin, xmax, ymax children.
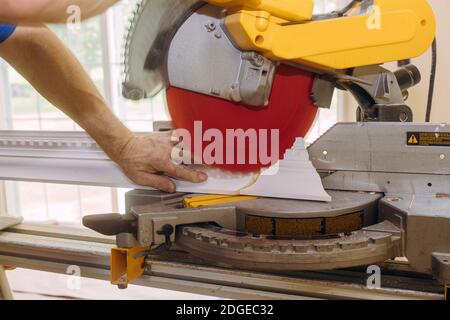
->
<box><xmin>159</xmin><ymin>162</ymin><xmax>208</xmax><ymax>183</ymax></box>
<box><xmin>135</xmin><ymin>173</ymin><xmax>176</xmax><ymax>193</ymax></box>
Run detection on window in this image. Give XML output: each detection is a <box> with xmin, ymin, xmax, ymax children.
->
<box><xmin>4</xmin><ymin>19</ymin><xmax>104</xmax><ymax>131</ymax></box>
<box><xmin>305</xmin><ymin>0</ymin><xmax>350</xmax><ymax>143</ymax></box>
<box><xmin>0</xmin><ymin>0</ymin><xmax>344</xmax><ymax>222</ymax></box>
<box><xmin>1</xmin><ymin>16</ymin><xmax>116</xmax><ymax>221</ymax></box>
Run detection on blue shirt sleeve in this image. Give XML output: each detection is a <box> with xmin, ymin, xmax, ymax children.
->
<box><xmin>0</xmin><ymin>24</ymin><xmax>16</xmax><ymax>44</ymax></box>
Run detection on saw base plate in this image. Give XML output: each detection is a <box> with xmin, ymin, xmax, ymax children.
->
<box><xmin>127</xmin><ymin>189</ymin><xmax>382</xmax><ymax>236</ymax></box>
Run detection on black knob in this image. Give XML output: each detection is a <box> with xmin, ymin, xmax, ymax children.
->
<box><xmin>394</xmin><ymin>64</ymin><xmax>421</xmax><ymax>91</ymax></box>
<box><xmin>157</xmin><ymin>224</ymin><xmax>174</xmax><ymax>248</ymax></box>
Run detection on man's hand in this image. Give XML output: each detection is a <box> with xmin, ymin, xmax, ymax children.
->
<box><xmin>115</xmin><ymin>132</ymin><xmax>207</xmax><ymax>193</ymax></box>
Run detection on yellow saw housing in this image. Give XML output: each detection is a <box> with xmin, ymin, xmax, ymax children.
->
<box><xmin>208</xmin><ymin>0</ymin><xmax>436</xmax><ymax>70</ymax></box>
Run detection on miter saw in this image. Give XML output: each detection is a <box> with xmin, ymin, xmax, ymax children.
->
<box><xmin>122</xmin><ymin>0</ymin><xmax>434</xmax><ymax>171</ymax></box>
<box><xmin>83</xmin><ymin>0</ymin><xmax>450</xmax><ymax>288</ymax></box>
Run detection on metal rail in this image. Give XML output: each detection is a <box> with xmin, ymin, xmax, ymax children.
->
<box><xmin>0</xmin><ymin>131</ymin><xmax>136</xmax><ymax>188</ymax></box>
<box><xmin>0</xmin><ymin>222</ymin><xmax>444</xmax><ymax>300</ymax></box>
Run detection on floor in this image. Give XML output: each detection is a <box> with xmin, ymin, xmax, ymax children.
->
<box><xmin>7</xmin><ymin>268</ymin><xmax>215</xmax><ymax>300</ymax></box>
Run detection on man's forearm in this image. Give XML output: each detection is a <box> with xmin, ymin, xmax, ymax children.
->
<box><xmin>0</xmin><ymin>0</ymin><xmax>118</xmax><ymax>24</ymax></box>
<box><xmin>0</xmin><ymin>25</ymin><xmax>133</xmax><ymax>162</ymax></box>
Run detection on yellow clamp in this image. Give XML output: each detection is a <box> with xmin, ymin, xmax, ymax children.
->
<box><xmin>184</xmin><ymin>194</ymin><xmax>258</xmax><ymax>208</ymax></box>
<box><xmin>110</xmin><ymin>246</ymin><xmax>149</xmax><ymax>288</ymax></box>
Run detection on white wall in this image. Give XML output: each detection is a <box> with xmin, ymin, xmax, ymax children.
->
<box><xmin>340</xmin><ymin>0</ymin><xmax>450</xmax><ymax>123</ymax></box>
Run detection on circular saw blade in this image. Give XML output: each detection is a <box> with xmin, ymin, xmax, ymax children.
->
<box><xmin>123</xmin><ymin>0</ymin><xmax>203</xmax><ymax>100</ymax></box>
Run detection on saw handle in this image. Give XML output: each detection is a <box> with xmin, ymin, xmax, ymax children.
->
<box><xmin>82</xmin><ymin>213</ymin><xmax>137</xmax><ymax>236</ymax></box>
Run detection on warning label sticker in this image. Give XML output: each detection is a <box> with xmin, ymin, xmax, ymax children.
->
<box><xmin>407</xmin><ymin>132</ymin><xmax>450</xmax><ymax>147</ymax></box>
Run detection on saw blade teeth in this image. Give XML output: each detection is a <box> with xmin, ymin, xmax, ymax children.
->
<box><xmin>123</xmin><ymin>0</ymin><xmax>205</xmax><ymax>99</ymax></box>
<box><xmin>122</xmin><ymin>0</ymin><xmax>148</xmax><ymax>85</ymax></box>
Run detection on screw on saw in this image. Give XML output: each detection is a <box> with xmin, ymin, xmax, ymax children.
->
<box><xmin>252</xmin><ymin>53</ymin><xmax>265</xmax><ymax>67</ymax></box>
<box><xmin>157</xmin><ymin>224</ymin><xmax>175</xmax><ymax>249</ymax></box>
<box><xmin>205</xmin><ymin>21</ymin><xmax>216</xmax><ymax>32</ymax></box>
<box><xmin>241</xmin><ymin>52</ymin><xmax>265</xmax><ymax>67</ymax></box>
